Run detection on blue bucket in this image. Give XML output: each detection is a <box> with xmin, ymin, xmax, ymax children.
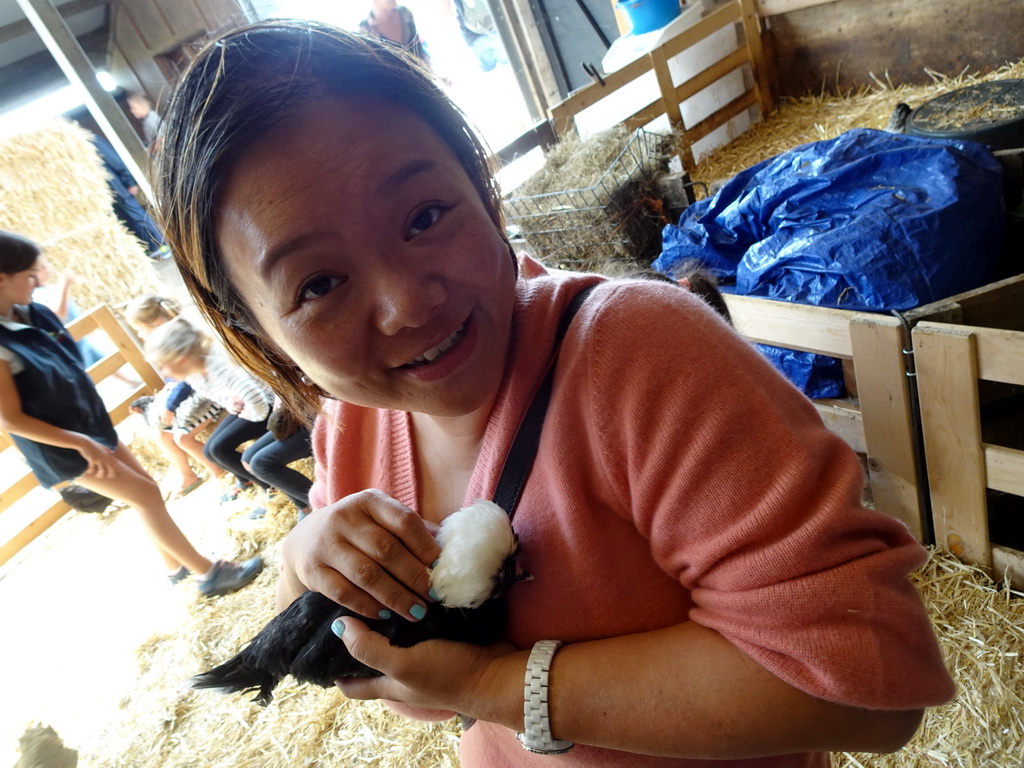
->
<box><xmin>616</xmin><ymin>0</ymin><xmax>681</xmax><ymax>35</ymax></box>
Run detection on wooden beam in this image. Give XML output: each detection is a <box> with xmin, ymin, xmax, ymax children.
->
<box><xmin>992</xmin><ymin>545</ymin><xmax>1024</xmax><ymax>592</ymax></box>
<box><xmin>0</xmin><ymin>497</ymin><xmax>73</xmax><ymax>569</ymax></box>
<box><xmin>720</xmin><ymin>293</ymin><xmax>855</xmax><ymax>357</ymax></box>
<box><xmin>0</xmin><ymin>0</ymin><xmax>106</xmax><ymax>44</ymax></box>
<box><xmin>0</xmin><ymin>470</ymin><xmax>39</xmax><ymax>515</ymax></box>
<box><xmin>985</xmin><ymin>444</ymin><xmax>1024</xmax><ymax>498</ymax></box>
<box><xmin>756</xmin><ymin>0</ymin><xmax>838</xmax><ymax>16</ymax></box>
<box><xmin>813</xmin><ymin>400</ymin><xmax>866</xmax><ymax>454</ymax></box>
<box><xmin>15</xmin><ymin>0</ymin><xmax>150</xmax><ymax>198</ymax></box>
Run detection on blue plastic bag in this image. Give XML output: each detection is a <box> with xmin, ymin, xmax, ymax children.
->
<box><xmin>653</xmin><ymin>128</ymin><xmax>1005</xmax><ymax>397</ymax></box>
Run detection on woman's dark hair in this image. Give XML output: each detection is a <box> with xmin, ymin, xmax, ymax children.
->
<box><xmin>154</xmin><ymin>20</ymin><xmax>506</xmax><ymax>420</ymax></box>
<box><xmin>0</xmin><ymin>231</ymin><xmax>42</xmax><ymax>274</ymax></box>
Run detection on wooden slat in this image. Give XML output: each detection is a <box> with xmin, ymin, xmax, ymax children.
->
<box><xmin>670</xmin><ymin>47</ymin><xmax>749</xmax><ymax>112</ymax></box>
<box><xmin>650</xmin><ymin>46</ymin><xmax>682</xmax><ymax>129</ymax></box>
<box><xmin>976</xmin><ymin>328</ymin><xmax>1024</xmax><ymax>385</ymax></box>
<box><xmin>550</xmin><ymin>53</ymin><xmax>654</xmax><ymax>136</ymax></box>
<box><xmin>755</xmin><ymin>0</ymin><xmax>838</xmax><ymax>16</ymax></box>
<box><xmin>849</xmin><ymin>315</ymin><xmax>923</xmax><ymax>540</ymax></box>
<box><xmin>0</xmin><ymin>470</ymin><xmax>37</xmax><ymax>515</ymax></box>
<box><xmin>813</xmin><ymin>400</ymin><xmax>866</xmax><ymax>454</ymax></box>
<box><xmin>65</xmin><ymin>310</ymin><xmax>99</xmax><ymax>341</ymax></box>
<box><xmin>679</xmin><ymin>88</ymin><xmax>757</xmax><ymax>146</ymax></box>
<box><xmin>720</xmin><ymin>293</ymin><xmax>854</xmax><ymax>357</ymax></box>
<box><xmin>985</xmin><ymin>444</ymin><xmax>1024</xmax><ymax>497</ymax></box>
<box><xmin>908</xmin><ymin>273</ymin><xmax>1024</xmax><ymax>328</ymax></box>
<box><xmin>992</xmin><ymin>545</ymin><xmax>1024</xmax><ymax>592</ymax></box>
<box><xmin>89</xmin><ymin>305</ymin><xmax>165</xmax><ymax>392</ymax></box>
<box><xmin>86</xmin><ymin>351</ymin><xmax>129</xmax><ymax>384</ymax></box>
<box><xmin>913</xmin><ymin>324</ymin><xmax>991</xmax><ymax>570</ymax></box>
<box><xmin>0</xmin><ymin>497</ymin><xmax>73</xmax><ymax>569</ymax></box>
<box><xmin>550</xmin><ymin>0</ymin><xmax>747</xmax><ymax>138</ymax></box>
<box><xmin>658</xmin><ymin>1</ymin><xmax>743</xmax><ymax>60</ymax></box>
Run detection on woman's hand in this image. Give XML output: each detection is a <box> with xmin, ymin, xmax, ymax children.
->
<box><xmin>76</xmin><ymin>436</ymin><xmax>119</xmax><ymax>479</ymax></box>
<box><xmin>332</xmin><ymin>616</ymin><xmax>521</xmax><ymax>723</ymax></box>
<box><xmin>279</xmin><ymin>489</ymin><xmax>442</xmax><ymax>622</ymax></box>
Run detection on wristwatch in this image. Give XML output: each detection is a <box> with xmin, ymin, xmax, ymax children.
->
<box><xmin>517</xmin><ymin>639</ymin><xmax>575</xmax><ymax>754</ymax></box>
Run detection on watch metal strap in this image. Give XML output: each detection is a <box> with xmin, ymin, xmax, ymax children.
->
<box><xmin>517</xmin><ymin>639</ymin><xmax>575</xmax><ymax>755</ymax></box>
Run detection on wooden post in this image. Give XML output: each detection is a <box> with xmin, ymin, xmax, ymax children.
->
<box><xmin>738</xmin><ymin>0</ymin><xmax>774</xmax><ymax>118</ymax></box>
<box><xmin>650</xmin><ymin>46</ymin><xmax>683</xmax><ymax>130</ymax></box>
<box><xmin>849</xmin><ymin>315</ymin><xmax>925</xmax><ymax>541</ymax></box>
<box><xmin>912</xmin><ymin>323</ymin><xmax>991</xmax><ymax>572</ymax></box>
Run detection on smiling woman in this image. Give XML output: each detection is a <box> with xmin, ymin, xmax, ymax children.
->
<box><xmin>153</xmin><ymin>20</ymin><xmax>956</xmax><ymax>768</ymax></box>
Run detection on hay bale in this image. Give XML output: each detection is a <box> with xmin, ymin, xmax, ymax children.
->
<box><xmin>690</xmin><ymin>60</ymin><xmax>1024</xmax><ymax>191</ymax></box>
<box><xmin>0</xmin><ymin>119</ymin><xmax>158</xmax><ymax>310</ymax></box>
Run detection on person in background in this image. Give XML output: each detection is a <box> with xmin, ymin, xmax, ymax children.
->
<box><xmin>155</xmin><ymin>22</ymin><xmax>955</xmax><ymax>768</ymax></box>
<box><xmin>449</xmin><ymin>0</ymin><xmax>506</xmax><ymax>72</ymax></box>
<box><xmin>126</xmin><ymin>91</ymin><xmax>162</xmax><ymax>149</ymax></box>
<box><xmin>0</xmin><ymin>230</ymin><xmax>263</xmax><ymax>596</ymax></box>
<box><xmin>360</xmin><ymin>0</ymin><xmax>430</xmax><ymax>65</ymax></box>
<box><xmin>32</xmin><ymin>256</ymin><xmax>105</xmax><ymax>367</ymax></box>
<box><xmin>241</xmin><ymin>396</ymin><xmax>314</xmax><ymax>522</ymax></box>
<box><xmin>86</xmin><ymin>130</ymin><xmax>169</xmax><ymax>260</ymax></box>
<box><xmin>143</xmin><ymin>317</ymin><xmax>274</xmax><ymax>504</ymax></box>
<box><xmin>125</xmin><ymin>294</ymin><xmax>226</xmax><ymax>498</ymax></box>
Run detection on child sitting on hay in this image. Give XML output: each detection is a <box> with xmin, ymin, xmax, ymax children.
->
<box><xmin>125</xmin><ymin>294</ymin><xmax>225</xmax><ymax>498</ymax></box>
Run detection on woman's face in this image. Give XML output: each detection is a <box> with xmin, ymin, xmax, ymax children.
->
<box><xmin>214</xmin><ymin>96</ymin><xmax>517</xmax><ymax>418</ymax></box>
<box><xmin>0</xmin><ymin>258</ymin><xmax>41</xmax><ymax>309</ymax></box>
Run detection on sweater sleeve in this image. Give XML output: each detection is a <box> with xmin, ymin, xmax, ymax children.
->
<box><xmin>578</xmin><ymin>281</ymin><xmax>954</xmax><ymax>711</ymax></box>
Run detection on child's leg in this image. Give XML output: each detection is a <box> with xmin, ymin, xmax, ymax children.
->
<box><xmin>243</xmin><ymin>428</ymin><xmax>313</xmax><ymax>510</ymax></box>
<box><xmin>157</xmin><ymin>429</ymin><xmax>202</xmax><ymax>488</ymax></box>
<box><xmin>75</xmin><ymin>442</ymin><xmax>214</xmax><ymax>576</ymax></box>
<box><xmin>203</xmin><ymin>414</ymin><xmax>270</xmax><ymax>488</ymax></box>
<box><xmin>175</xmin><ymin>420</ymin><xmax>225</xmax><ymax>478</ymax></box>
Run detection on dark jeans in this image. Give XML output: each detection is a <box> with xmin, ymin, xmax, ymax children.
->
<box><xmin>241</xmin><ymin>427</ymin><xmax>313</xmax><ymax>511</ymax></box>
<box><xmin>204</xmin><ymin>413</ymin><xmax>270</xmax><ymax>489</ymax></box>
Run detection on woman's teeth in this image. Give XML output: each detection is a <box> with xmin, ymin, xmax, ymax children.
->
<box><xmin>405</xmin><ymin>325</ymin><xmax>464</xmax><ymax>368</ymax></box>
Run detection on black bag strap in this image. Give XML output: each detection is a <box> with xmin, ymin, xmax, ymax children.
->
<box><xmin>492</xmin><ymin>284</ymin><xmax>598</xmax><ymax>518</ymax></box>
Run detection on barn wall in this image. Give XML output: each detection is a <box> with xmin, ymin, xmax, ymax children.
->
<box><xmin>767</xmin><ymin>0</ymin><xmax>1024</xmax><ymax>97</ymax></box>
<box><xmin>107</xmin><ymin>0</ymin><xmax>252</xmax><ymax>108</ymax></box>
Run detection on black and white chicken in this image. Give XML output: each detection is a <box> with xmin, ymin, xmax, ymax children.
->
<box><xmin>191</xmin><ymin>499</ymin><xmax>520</xmax><ymax>705</ymax></box>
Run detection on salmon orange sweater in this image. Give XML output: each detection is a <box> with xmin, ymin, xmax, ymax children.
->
<box><xmin>309</xmin><ymin>271</ymin><xmax>954</xmax><ymax>767</ymax></box>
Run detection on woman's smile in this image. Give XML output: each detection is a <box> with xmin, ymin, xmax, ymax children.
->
<box><xmin>214</xmin><ymin>95</ymin><xmax>517</xmax><ymax>417</ymax></box>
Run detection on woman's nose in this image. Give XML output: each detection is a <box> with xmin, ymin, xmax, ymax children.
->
<box><xmin>371</xmin><ymin>268</ymin><xmax>447</xmax><ymax>336</ymax></box>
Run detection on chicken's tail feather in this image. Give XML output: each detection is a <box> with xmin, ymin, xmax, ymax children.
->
<box><xmin>190</xmin><ymin>656</ymin><xmax>279</xmax><ymax>706</ymax></box>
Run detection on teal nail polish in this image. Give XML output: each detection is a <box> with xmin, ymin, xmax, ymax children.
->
<box><xmin>431</xmin><ymin>559</ymin><xmax>440</xmax><ymax>569</ymax></box>
<box><xmin>331</xmin><ymin>618</ymin><xmax>345</xmax><ymax>638</ymax></box>
<box><xmin>428</xmin><ymin>588</ymin><xmax>439</xmax><ymax>601</ymax></box>
<box><xmin>410</xmin><ymin>604</ymin><xmax>427</xmax><ymax>621</ymax></box>
<box><xmin>377</xmin><ymin>609</ymin><xmax>392</xmax><ymax>620</ymax></box>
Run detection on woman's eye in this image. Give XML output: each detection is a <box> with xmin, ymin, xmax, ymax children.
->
<box><xmin>298</xmin><ymin>274</ymin><xmax>346</xmax><ymax>303</ymax></box>
<box><xmin>408</xmin><ymin>205</ymin><xmax>444</xmax><ymax>237</ymax></box>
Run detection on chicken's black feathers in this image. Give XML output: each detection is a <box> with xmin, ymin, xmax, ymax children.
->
<box><xmin>191</xmin><ymin>587</ymin><xmax>508</xmax><ymax>706</ymax></box>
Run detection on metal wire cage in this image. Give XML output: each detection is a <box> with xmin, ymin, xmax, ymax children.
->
<box><xmin>503</xmin><ymin>129</ymin><xmax>668</xmax><ymax>271</ymax></box>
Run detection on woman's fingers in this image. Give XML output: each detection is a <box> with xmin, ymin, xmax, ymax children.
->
<box><xmin>287</xmin><ymin>489</ymin><xmax>442</xmax><ymax>621</ymax></box>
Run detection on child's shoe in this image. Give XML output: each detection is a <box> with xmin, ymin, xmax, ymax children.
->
<box><xmin>197</xmin><ymin>557</ymin><xmax>264</xmax><ymax>598</ymax></box>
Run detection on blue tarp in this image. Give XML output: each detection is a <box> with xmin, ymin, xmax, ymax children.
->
<box><xmin>653</xmin><ymin>128</ymin><xmax>1005</xmax><ymax>397</ymax></box>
